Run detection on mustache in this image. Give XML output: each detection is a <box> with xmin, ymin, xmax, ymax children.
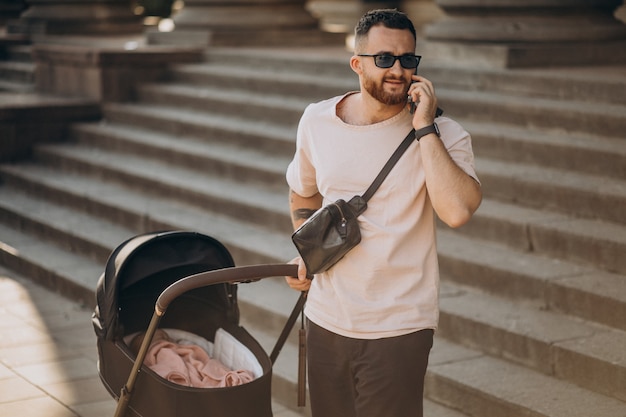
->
<box><xmin>383</xmin><ymin>75</ymin><xmax>407</xmax><ymax>82</ymax></box>
<box><xmin>383</xmin><ymin>76</ymin><xmax>411</xmax><ymax>91</ymax></box>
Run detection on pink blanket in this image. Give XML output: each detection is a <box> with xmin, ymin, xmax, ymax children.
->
<box><xmin>145</xmin><ymin>340</ymin><xmax>254</xmax><ymax>388</ymax></box>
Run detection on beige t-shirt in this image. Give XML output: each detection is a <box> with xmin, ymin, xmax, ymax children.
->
<box><xmin>286</xmin><ymin>94</ymin><xmax>478</xmax><ymax>339</ymax></box>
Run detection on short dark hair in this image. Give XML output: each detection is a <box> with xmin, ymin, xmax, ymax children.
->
<box><xmin>354</xmin><ymin>9</ymin><xmax>416</xmax><ymax>51</ymax></box>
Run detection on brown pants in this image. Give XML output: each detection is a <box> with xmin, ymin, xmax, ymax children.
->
<box><xmin>306</xmin><ymin>320</ymin><xmax>434</xmax><ymax>417</ymax></box>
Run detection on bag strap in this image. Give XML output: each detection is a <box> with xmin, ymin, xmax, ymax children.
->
<box><xmin>269</xmin><ymin>290</ymin><xmax>308</xmax><ymax>364</ymax></box>
<box><xmin>269</xmin><ymin>290</ymin><xmax>309</xmax><ymax>407</ymax></box>
<box><xmin>361</xmin><ymin>129</ymin><xmax>416</xmax><ymax>202</ymax></box>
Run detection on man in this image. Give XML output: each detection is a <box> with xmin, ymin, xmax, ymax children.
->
<box><xmin>285</xmin><ymin>9</ymin><xmax>482</xmax><ymax>417</ymax></box>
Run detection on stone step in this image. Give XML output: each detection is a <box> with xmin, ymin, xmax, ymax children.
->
<box><xmin>162</xmin><ymin>64</ymin><xmax>625</xmax><ymax>144</ymax></box>
<box><xmin>0</xmin><ymin>187</ymin><xmax>134</xmax><ymax>265</ymax></box>
<box><xmin>13</xmin><ymin>150</ymin><xmax>624</xmax><ymax>332</ymax></box>
<box><xmin>0</xmin><ymin>78</ymin><xmax>34</xmax><ymax>93</ymax></box>
<box><xmin>48</xmin><ymin>127</ymin><xmax>626</xmax><ymax>276</ymax></box>
<box><xmin>0</xmin><ymin>60</ymin><xmax>34</xmax><ymax>84</ymax></box>
<box><xmin>92</xmin><ymin>96</ymin><xmax>626</xmax><ymax>229</ymax></box>
<box><xmin>0</xmin><ymin>162</ymin><xmax>296</xmax><ymax>265</ymax></box>
<box><xmin>0</xmin><ymin>222</ymin><xmax>103</xmax><ymax>304</ymax></box>
<box><xmin>424</xmin><ymin>64</ymin><xmax>626</xmax><ymax>106</ymax></box>
<box><xmin>169</xmin><ymin>61</ymin><xmax>356</xmax><ymax>104</ymax></box>
<box><xmin>30</xmin><ymin>142</ymin><xmax>293</xmax><ymax>235</ymax></box>
<box><xmin>2</xmin><ymin>44</ymin><xmax>33</xmax><ymax>62</ymax></box>
<box><xmin>101</xmin><ymin>102</ymin><xmax>296</xmax><ymax>158</ymax></box>
<box><xmin>68</xmin><ymin>121</ymin><xmax>290</xmax><ymax>187</ymax></box>
<box><xmin>159</xmin><ymin>59</ymin><xmax>626</xmax><ymax>141</ymax></box>
<box><xmin>135</xmin><ymin>82</ymin><xmax>308</xmax><ymax>128</ymax></box>
<box><xmin>460</xmin><ymin>198</ymin><xmax>626</xmax><ymax>275</ymax></box>
<box><xmin>439</xmin><ymin>88</ymin><xmax>625</xmax><ymax>139</ymax></box>
<box><xmin>44</xmin><ymin>122</ymin><xmax>626</xmax><ymax>276</ymax></box>
<box><xmin>201</xmin><ymin>47</ymin><xmax>626</xmax><ymax>105</ymax></box>
<box><xmin>15</xmin><ymin>123</ymin><xmax>626</xmax><ymax>278</ymax></box>
<box><xmin>463</xmin><ymin>120</ymin><xmax>626</xmax><ymax>178</ymax></box>
<box><xmin>437</xmin><ymin>229</ymin><xmax>626</xmax><ymax>332</ymax></box>
<box><xmin>438</xmin><ymin>281</ymin><xmax>626</xmax><ymax>402</ymax></box>
<box><xmin>459</xmin><ymin>199</ymin><xmax>626</xmax><ymax>274</ymax></box>
<box><xmin>427</xmin><ymin>338</ymin><xmax>626</xmax><ymax>417</ymax></box>
<box><xmin>0</xmin><ymin>172</ymin><xmax>297</xmax><ymax>313</ymax></box>
<box><xmin>0</xmin><ymin>33</ymin><xmax>29</xmax><ymax>47</ymax></box>
<box><xmin>7</xmin><ymin>142</ymin><xmax>621</xmax><ymax>331</ymax></box>
<box><xmin>476</xmin><ymin>156</ymin><xmax>626</xmax><ymax>225</ymax></box>
<box><xmin>201</xmin><ymin>47</ymin><xmax>355</xmax><ymax>78</ymax></box>
<box><xmin>96</xmin><ymin>100</ymin><xmax>626</xmax><ymax>227</ymax></box>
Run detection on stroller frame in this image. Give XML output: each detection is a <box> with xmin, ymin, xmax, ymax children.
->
<box><xmin>93</xmin><ymin>231</ymin><xmax>305</xmax><ymax>417</ymax></box>
<box><xmin>115</xmin><ymin>263</ymin><xmax>302</xmax><ymax>417</ymax></box>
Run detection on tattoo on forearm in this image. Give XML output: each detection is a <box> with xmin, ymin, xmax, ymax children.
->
<box><xmin>292</xmin><ymin>208</ymin><xmax>316</xmax><ymax>221</ymax></box>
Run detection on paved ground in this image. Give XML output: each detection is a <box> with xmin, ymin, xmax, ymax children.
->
<box><xmin>0</xmin><ymin>266</ymin><xmax>304</xmax><ymax>417</ymax></box>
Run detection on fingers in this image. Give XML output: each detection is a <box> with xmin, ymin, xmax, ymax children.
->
<box><xmin>285</xmin><ymin>257</ymin><xmax>312</xmax><ymax>291</ymax></box>
<box><xmin>297</xmin><ymin>257</ymin><xmax>310</xmax><ymax>280</ymax></box>
<box><xmin>407</xmin><ymin>76</ymin><xmax>438</xmax><ymax>126</ymax></box>
<box><xmin>286</xmin><ymin>275</ymin><xmax>311</xmax><ymax>291</ymax></box>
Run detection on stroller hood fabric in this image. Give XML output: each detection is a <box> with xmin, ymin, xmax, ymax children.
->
<box><xmin>93</xmin><ymin>231</ymin><xmax>236</xmax><ymax>341</ymax></box>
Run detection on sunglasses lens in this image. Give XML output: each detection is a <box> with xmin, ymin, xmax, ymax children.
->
<box><xmin>371</xmin><ymin>55</ymin><xmax>420</xmax><ymax>69</ymax></box>
<box><xmin>374</xmin><ymin>55</ymin><xmax>395</xmax><ymax>68</ymax></box>
<box><xmin>400</xmin><ymin>56</ymin><xmax>419</xmax><ymax>69</ymax></box>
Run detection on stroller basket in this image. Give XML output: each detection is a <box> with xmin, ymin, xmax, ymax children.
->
<box><xmin>92</xmin><ymin>231</ymin><xmax>301</xmax><ymax>417</ymax></box>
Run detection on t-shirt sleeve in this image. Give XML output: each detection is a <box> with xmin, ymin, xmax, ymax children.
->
<box><xmin>438</xmin><ymin>117</ymin><xmax>480</xmax><ymax>184</ymax></box>
<box><xmin>286</xmin><ymin>105</ymin><xmax>320</xmax><ymax>197</ymax></box>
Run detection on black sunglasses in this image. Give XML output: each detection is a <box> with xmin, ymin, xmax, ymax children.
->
<box><xmin>358</xmin><ymin>54</ymin><xmax>421</xmax><ymax>69</ymax></box>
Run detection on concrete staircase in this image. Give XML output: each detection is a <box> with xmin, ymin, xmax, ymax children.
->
<box><xmin>0</xmin><ymin>46</ymin><xmax>625</xmax><ymax>417</ymax></box>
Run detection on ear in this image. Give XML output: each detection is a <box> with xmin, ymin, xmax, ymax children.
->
<box><xmin>350</xmin><ymin>55</ymin><xmax>363</xmax><ymax>76</ymax></box>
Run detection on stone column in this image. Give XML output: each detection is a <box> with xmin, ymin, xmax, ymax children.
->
<box><xmin>307</xmin><ymin>0</ymin><xmax>405</xmax><ymax>34</ymax></box>
<box><xmin>401</xmin><ymin>0</ymin><xmax>444</xmax><ymax>37</ymax></box>
<box><xmin>10</xmin><ymin>0</ymin><xmax>142</xmax><ymax>36</ymax></box>
<box><xmin>420</xmin><ymin>0</ymin><xmax>626</xmax><ymax>67</ymax></box>
<box><xmin>147</xmin><ymin>0</ymin><xmax>345</xmax><ymax>47</ymax></box>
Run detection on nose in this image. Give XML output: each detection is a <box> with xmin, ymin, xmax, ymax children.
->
<box><xmin>388</xmin><ymin>58</ymin><xmax>404</xmax><ymax>74</ymax></box>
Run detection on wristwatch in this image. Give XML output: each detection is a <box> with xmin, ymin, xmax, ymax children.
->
<box><xmin>414</xmin><ymin>123</ymin><xmax>440</xmax><ymax>141</ymax></box>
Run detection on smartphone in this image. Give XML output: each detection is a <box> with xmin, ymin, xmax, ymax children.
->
<box><xmin>409</xmin><ymin>67</ymin><xmax>418</xmax><ymax>114</ymax></box>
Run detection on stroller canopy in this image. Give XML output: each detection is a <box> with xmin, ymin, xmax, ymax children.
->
<box><xmin>93</xmin><ymin>230</ymin><xmax>236</xmax><ymax>342</ymax></box>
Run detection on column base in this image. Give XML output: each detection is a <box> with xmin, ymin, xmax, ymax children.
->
<box><xmin>32</xmin><ymin>43</ymin><xmax>203</xmax><ymax>102</ymax></box>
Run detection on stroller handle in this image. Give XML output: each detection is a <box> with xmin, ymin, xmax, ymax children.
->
<box><xmin>156</xmin><ymin>263</ymin><xmax>298</xmax><ymax>315</ymax></box>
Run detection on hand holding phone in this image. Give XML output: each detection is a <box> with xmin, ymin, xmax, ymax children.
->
<box><xmin>408</xmin><ymin>67</ymin><xmax>444</xmax><ymax>117</ymax></box>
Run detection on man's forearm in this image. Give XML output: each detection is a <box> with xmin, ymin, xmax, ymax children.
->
<box><xmin>419</xmin><ymin>135</ymin><xmax>482</xmax><ymax>228</ymax></box>
<box><xmin>289</xmin><ymin>189</ymin><xmax>323</xmax><ymax>230</ymax></box>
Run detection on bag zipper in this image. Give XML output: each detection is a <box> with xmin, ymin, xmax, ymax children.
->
<box><xmin>332</xmin><ymin>202</ymin><xmax>347</xmax><ymax>228</ymax></box>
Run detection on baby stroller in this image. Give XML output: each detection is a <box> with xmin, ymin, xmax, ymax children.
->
<box><xmin>92</xmin><ymin>230</ymin><xmax>304</xmax><ymax>417</ymax></box>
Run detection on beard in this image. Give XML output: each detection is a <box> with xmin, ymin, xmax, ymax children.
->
<box><xmin>362</xmin><ymin>73</ymin><xmax>410</xmax><ymax>106</ymax></box>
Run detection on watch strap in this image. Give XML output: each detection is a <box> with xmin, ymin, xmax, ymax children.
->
<box><xmin>414</xmin><ymin>123</ymin><xmax>439</xmax><ymax>141</ymax></box>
